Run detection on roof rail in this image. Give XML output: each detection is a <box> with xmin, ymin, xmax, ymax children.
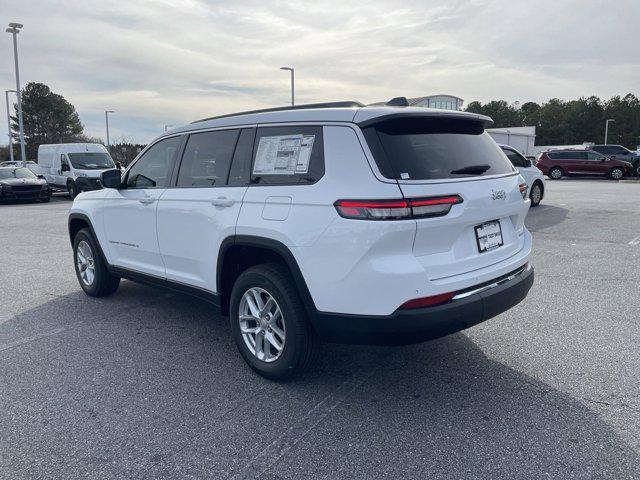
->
<box><xmin>192</xmin><ymin>101</ymin><xmax>366</xmax><ymax>124</ymax></box>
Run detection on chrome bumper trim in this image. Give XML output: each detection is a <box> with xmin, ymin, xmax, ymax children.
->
<box><xmin>452</xmin><ymin>263</ymin><xmax>531</xmax><ymax>300</ymax></box>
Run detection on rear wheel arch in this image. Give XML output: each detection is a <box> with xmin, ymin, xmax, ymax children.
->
<box><xmin>217</xmin><ymin>236</ymin><xmax>316</xmax><ymax>317</ymax></box>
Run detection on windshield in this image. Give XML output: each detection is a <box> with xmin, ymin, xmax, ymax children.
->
<box><xmin>0</xmin><ymin>168</ymin><xmax>37</xmax><ymax>180</ymax></box>
<box><xmin>363</xmin><ymin>117</ymin><xmax>514</xmax><ymax>180</ymax></box>
<box><xmin>68</xmin><ymin>152</ymin><xmax>115</xmax><ymax>170</ymax></box>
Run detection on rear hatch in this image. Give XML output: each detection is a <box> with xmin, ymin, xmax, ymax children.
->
<box><xmin>360</xmin><ymin>113</ymin><xmax>528</xmax><ymax>281</ymax></box>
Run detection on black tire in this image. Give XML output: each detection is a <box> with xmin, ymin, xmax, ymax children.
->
<box><xmin>608</xmin><ymin>167</ymin><xmax>624</xmax><ymax>180</ymax></box>
<box><xmin>40</xmin><ymin>196</ymin><xmax>51</xmax><ymax>203</ymax></box>
<box><xmin>229</xmin><ymin>263</ymin><xmax>318</xmax><ymax>380</ymax></box>
<box><xmin>529</xmin><ymin>181</ymin><xmax>543</xmax><ymax>207</ymax></box>
<box><xmin>548</xmin><ymin>167</ymin><xmax>563</xmax><ymax>180</ymax></box>
<box><xmin>73</xmin><ymin>228</ymin><xmax>120</xmax><ymax>297</ymax></box>
<box><xmin>634</xmin><ymin>162</ymin><xmax>640</xmax><ymax>177</ymax></box>
<box><xmin>67</xmin><ymin>181</ymin><xmax>79</xmax><ymax>199</ymax></box>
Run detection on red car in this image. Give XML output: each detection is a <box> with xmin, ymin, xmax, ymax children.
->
<box><xmin>537</xmin><ymin>149</ymin><xmax>632</xmax><ymax>180</ymax></box>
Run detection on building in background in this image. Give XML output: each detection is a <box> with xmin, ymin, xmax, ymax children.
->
<box><xmin>370</xmin><ymin>94</ymin><xmax>464</xmax><ymax>110</ymax></box>
<box><xmin>405</xmin><ymin>95</ymin><xmax>464</xmax><ymax>110</ymax></box>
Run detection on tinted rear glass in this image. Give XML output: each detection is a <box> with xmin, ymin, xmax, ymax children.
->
<box><xmin>363</xmin><ymin>117</ymin><xmax>513</xmax><ymax>180</ymax></box>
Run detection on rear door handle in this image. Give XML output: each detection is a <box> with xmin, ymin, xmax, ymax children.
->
<box><xmin>211</xmin><ymin>197</ymin><xmax>235</xmax><ymax>207</ymax></box>
<box><xmin>139</xmin><ymin>197</ymin><xmax>156</xmax><ymax>205</ymax></box>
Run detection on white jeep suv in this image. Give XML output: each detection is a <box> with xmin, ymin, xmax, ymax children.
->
<box><xmin>68</xmin><ymin>101</ymin><xmax>534</xmax><ymax>379</ymax></box>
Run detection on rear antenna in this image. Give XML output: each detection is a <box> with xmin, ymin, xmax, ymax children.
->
<box><xmin>386</xmin><ymin>96</ymin><xmax>409</xmax><ymax>107</ymax></box>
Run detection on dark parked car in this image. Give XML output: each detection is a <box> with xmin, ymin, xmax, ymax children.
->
<box><xmin>536</xmin><ymin>149</ymin><xmax>632</xmax><ymax>180</ymax></box>
<box><xmin>588</xmin><ymin>145</ymin><xmax>640</xmax><ymax>176</ymax></box>
<box><xmin>0</xmin><ymin>167</ymin><xmax>52</xmax><ymax>203</ymax></box>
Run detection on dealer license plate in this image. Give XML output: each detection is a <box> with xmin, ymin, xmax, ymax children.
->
<box><xmin>475</xmin><ymin>220</ymin><xmax>503</xmax><ymax>253</ymax></box>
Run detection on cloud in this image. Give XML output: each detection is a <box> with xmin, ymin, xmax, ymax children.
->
<box><xmin>0</xmin><ymin>0</ymin><xmax>637</xmax><ymax>146</ymax></box>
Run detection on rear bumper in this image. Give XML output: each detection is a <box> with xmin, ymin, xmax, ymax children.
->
<box><xmin>311</xmin><ymin>264</ymin><xmax>534</xmax><ymax>345</ymax></box>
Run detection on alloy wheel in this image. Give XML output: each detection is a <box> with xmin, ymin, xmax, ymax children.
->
<box><xmin>76</xmin><ymin>240</ymin><xmax>95</xmax><ymax>286</ymax></box>
<box><xmin>238</xmin><ymin>287</ymin><xmax>286</xmax><ymax>363</ymax></box>
<box><xmin>530</xmin><ymin>184</ymin><xmax>541</xmax><ymax>204</ymax></box>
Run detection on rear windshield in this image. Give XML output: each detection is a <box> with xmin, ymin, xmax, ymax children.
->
<box><xmin>362</xmin><ymin>117</ymin><xmax>514</xmax><ymax>180</ymax></box>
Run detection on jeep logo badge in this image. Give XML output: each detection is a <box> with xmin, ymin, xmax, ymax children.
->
<box><xmin>492</xmin><ymin>189</ymin><xmax>506</xmax><ymax>201</ymax></box>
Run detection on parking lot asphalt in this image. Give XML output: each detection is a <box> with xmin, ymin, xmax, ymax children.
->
<box><xmin>1</xmin><ymin>180</ymin><xmax>639</xmax><ymax>480</ymax></box>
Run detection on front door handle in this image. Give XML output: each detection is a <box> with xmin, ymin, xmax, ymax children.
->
<box><xmin>138</xmin><ymin>197</ymin><xmax>156</xmax><ymax>205</ymax></box>
<box><xmin>211</xmin><ymin>197</ymin><xmax>235</xmax><ymax>207</ymax></box>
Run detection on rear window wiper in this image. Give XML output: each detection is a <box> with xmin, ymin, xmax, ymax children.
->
<box><xmin>450</xmin><ymin>164</ymin><xmax>491</xmax><ymax>175</ymax></box>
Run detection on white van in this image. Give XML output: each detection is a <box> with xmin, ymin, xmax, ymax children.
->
<box><xmin>38</xmin><ymin>143</ymin><xmax>116</xmax><ymax>198</ymax></box>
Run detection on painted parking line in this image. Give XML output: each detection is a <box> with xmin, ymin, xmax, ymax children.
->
<box><xmin>629</xmin><ymin>235</ymin><xmax>640</xmax><ymax>246</ymax></box>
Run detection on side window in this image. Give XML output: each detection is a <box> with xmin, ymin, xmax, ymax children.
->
<box><xmin>587</xmin><ymin>152</ymin><xmax>603</xmax><ymax>161</ymax></box>
<box><xmin>176</xmin><ymin>129</ymin><xmax>240</xmax><ymax>187</ymax></box>
<box><xmin>611</xmin><ymin>146</ymin><xmax>626</xmax><ymax>155</ymax></box>
<box><xmin>502</xmin><ymin>148</ymin><xmax>527</xmax><ymax>168</ymax></box>
<box><xmin>574</xmin><ymin>152</ymin><xmax>588</xmax><ymax>160</ymax></box>
<box><xmin>61</xmin><ymin>154</ymin><xmax>69</xmax><ymax>170</ymax></box>
<box><xmin>251</xmin><ymin>126</ymin><xmax>324</xmax><ymax>185</ymax></box>
<box><xmin>228</xmin><ymin>128</ymin><xmax>256</xmax><ymax>186</ymax></box>
<box><xmin>126</xmin><ymin>136</ymin><xmax>181</xmax><ymax>188</ymax></box>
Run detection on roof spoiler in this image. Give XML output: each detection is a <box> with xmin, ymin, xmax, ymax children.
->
<box><xmin>357</xmin><ymin>111</ymin><xmax>494</xmax><ymax>128</ymax></box>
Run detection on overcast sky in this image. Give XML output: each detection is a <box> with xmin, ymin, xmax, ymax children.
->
<box><xmin>0</xmin><ymin>0</ymin><xmax>638</xmax><ymax>145</ymax></box>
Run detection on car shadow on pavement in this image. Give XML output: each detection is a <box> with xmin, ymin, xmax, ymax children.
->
<box><xmin>526</xmin><ymin>204</ymin><xmax>569</xmax><ymax>232</ymax></box>
<box><xmin>1</xmin><ymin>282</ymin><xmax>638</xmax><ymax>479</ymax></box>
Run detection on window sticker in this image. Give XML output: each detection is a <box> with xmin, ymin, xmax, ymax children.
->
<box><xmin>253</xmin><ymin>134</ymin><xmax>315</xmax><ymax>175</ymax></box>
<box><xmin>295</xmin><ymin>135</ymin><xmax>315</xmax><ymax>173</ymax></box>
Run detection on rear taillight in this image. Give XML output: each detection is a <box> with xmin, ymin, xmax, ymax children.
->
<box><xmin>334</xmin><ymin>195</ymin><xmax>462</xmax><ymax>220</ymax></box>
<box><xmin>519</xmin><ymin>183</ymin><xmax>527</xmax><ymax>199</ymax></box>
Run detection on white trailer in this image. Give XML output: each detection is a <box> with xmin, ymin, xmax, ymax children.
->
<box><xmin>486</xmin><ymin>126</ymin><xmax>536</xmax><ymax>157</ymax></box>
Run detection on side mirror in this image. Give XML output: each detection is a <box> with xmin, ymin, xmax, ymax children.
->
<box><xmin>61</xmin><ymin>163</ymin><xmax>70</xmax><ymax>172</ymax></box>
<box><xmin>37</xmin><ymin>174</ymin><xmax>45</xmax><ymax>179</ymax></box>
<box><xmin>101</xmin><ymin>169</ymin><xmax>123</xmax><ymax>189</ymax></box>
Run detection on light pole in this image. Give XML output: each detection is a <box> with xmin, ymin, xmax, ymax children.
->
<box><xmin>105</xmin><ymin>110</ymin><xmax>114</xmax><ymax>149</ymax></box>
<box><xmin>280</xmin><ymin>66</ymin><xmax>294</xmax><ymax>106</ymax></box>
<box><xmin>4</xmin><ymin>90</ymin><xmax>16</xmax><ymax>162</ymax></box>
<box><xmin>604</xmin><ymin>119</ymin><xmax>615</xmax><ymax>145</ymax></box>
<box><xmin>164</xmin><ymin>124</ymin><xmax>173</xmax><ymax>132</ymax></box>
<box><xmin>6</xmin><ymin>22</ymin><xmax>26</xmax><ymax>166</ymax></box>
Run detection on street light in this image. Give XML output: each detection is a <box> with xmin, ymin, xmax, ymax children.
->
<box><xmin>4</xmin><ymin>90</ymin><xmax>16</xmax><ymax>162</ymax></box>
<box><xmin>6</xmin><ymin>22</ymin><xmax>26</xmax><ymax>166</ymax></box>
<box><xmin>604</xmin><ymin>119</ymin><xmax>615</xmax><ymax>145</ymax></box>
<box><xmin>164</xmin><ymin>124</ymin><xmax>173</xmax><ymax>132</ymax></box>
<box><xmin>280</xmin><ymin>66</ymin><xmax>294</xmax><ymax>106</ymax></box>
<box><xmin>105</xmin><ymin>110</ymin><xmax>114</xmax><ymax>148</ymax></box>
